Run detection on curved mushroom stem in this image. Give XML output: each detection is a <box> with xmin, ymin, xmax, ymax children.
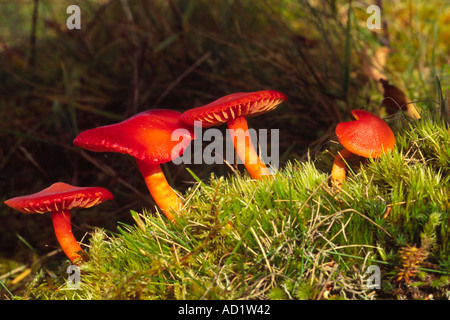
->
<box><xmin>51</xmin><ymin>210</ymin><xmax>83</xmax><ymax>263</ymax></box>
<box><xmin>226</xmin><ymin>116</ymin><xmax>271</xmax><ymax>180</ymax></box>
<box><xmin>330</xmin><ymin>148</ymin><xmax>354</xmax><ymax>189</ymax></box>
<box><xmin>136</xmin><ymin>160</ymin><xmax>183</xmax><ymax>222</ymax></box>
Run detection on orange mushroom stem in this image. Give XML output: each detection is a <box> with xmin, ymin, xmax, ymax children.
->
<box><xmin>226</xmin><ymin>116</ymin><xmax>271</xmax><ymax>180</ymax></box>
<box><xmin>330</xmin><ymin>148</ymin><xmax>354</xmax><ymax>189</ymax></box>
<box><xmin>135</xmin><ymin>160</ymin><xmax>182</xmax><ymax>222</ymax></box>
<box><xmin>51</xmin><ymin>210</ymin><xmax>84</xmax><ymax>263</ymax></box>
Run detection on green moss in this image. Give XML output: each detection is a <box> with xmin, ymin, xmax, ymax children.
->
<box><xmin>17</xmin><ymin>108</ymin><xmax>449</xmax><ymax>299</ymax></box>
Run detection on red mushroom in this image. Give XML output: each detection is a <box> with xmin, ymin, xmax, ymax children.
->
<box><xmin>180</xmin><ymin>90</ymin><xmax>287</xmax><ymax>180</ymax></box>
<box><xmin>331</xmin><ymin>109</ymin><xmax>395</xmax><ymax>188</ymax></box>
<box><xmin>73</xmin><ymin>109</ymin><xmax>195</xmax><ymax>222</ymax></box>
<box><xmin>4</xmin><ymin>182</ymin><xmax>113</xmax><ymax>263</ymax></box>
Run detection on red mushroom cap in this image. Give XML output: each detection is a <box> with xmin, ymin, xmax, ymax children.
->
<box><xmin>4</xmin><ymin>182</ymin><xmax>113</xmax><ymax>214</ymax></box>
<box><xmin>180</xmin><ymin>90</ymin><xmax>288</xmax><ymax>128</ymax></box>
<box><xmin>73</xmin><ymin>109</ymin><xmax>195</xmax><ymax>164</ymax></box>
<box><xmin>335</xmin><ymin>109</ymin><xmax>395</xmax><ymax>158</ymax></box>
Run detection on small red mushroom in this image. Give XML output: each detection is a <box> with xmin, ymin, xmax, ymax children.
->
<box><xmin>4</xmin><ymin>182</ymin><xmax>113</xmax><ymax>263</ymax></box>
<box><xmin>73</xmin><ymin>109</ymin><xmax>195</xmax><ymax>222</ymax></box>
<box><xmin>180</xmin><ymin>90</ymin><xmax>287</xmax><ymax>180</ymax></box>
<box><xmin>331</xmin><ymin>109</ymin><xmax>395</xmax><ymax>188</ymax></box>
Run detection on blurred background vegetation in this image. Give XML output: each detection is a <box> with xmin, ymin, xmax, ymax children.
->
<box><xmin>0</xmin><ymin>0</ymin><xmax>449</xmax><ymax>297</ymax></box>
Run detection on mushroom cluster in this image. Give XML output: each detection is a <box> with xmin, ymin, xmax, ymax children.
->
<box><xmin>4</xmin><ymin>90</ymin><xmax>287</xmax><ymax>262</ymax></box>
<box><xmin>4</xmin><ymin>87</ymin><xmax>397</xmax><ymax>266</ymax></box>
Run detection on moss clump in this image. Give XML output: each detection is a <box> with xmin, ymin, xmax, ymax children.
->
<box><xmin>18</xmin><ymin>109</ymin><xmax>449</xmax><ymax>300</ymax></box>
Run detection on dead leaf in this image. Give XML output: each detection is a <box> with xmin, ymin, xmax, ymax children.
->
<box><xmin>380</xmin><ymin>79</ymin><xmax>421</xmax><ymax>119</ymax></box>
